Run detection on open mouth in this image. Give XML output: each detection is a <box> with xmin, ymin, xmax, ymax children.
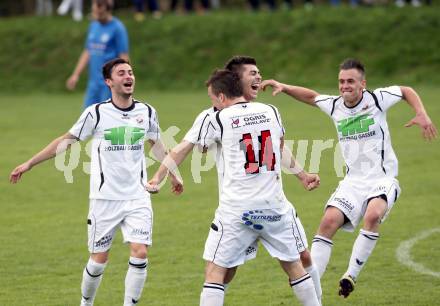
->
<box><xmin>123</xmin><ymin>82</ymin><xmax>133</xmax><ymax>88</ymax></box>
<box><xmin>251</xmin><ymin>83</ymin><xmax>260</xmax><ymax>91</ymax></box>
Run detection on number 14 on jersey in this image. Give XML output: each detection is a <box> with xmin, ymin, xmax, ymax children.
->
<box><xmin>240</xmin><ymin>130</ymin><xmax>276</xmax><ymax>174</ymax></box>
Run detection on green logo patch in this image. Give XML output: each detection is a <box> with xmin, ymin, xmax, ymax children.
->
<box><xmin>337</xmin><ymin>114</ymin><xmax>374</xmax><ymax>136</ymax></box>
<box><xmin>104</xmin><ymin>126</ymin><xmax>145</xmax><ymax>145</ymax></box>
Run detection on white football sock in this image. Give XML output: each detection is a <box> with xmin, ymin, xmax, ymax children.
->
<box><xmin>311</xmin><ymin>235</ymin><xmax>333</xmax><ymax>277</ymax></box>
<box><xmin>80</xmin><ymin>258</ymin><xmax>107</xmax><ymax>306</ymax></box>
<box><xmin>290</xmin><ymin>274</ymin><xmax>320</xmax><ymax>306</ymax></box>
<box><xmin>124</xmin><ymin>257</ymin><xmax>148</xmax><ymax>306</ymax></box>
<box><xmin>200</xmin><ymin>282</ymin><xmax>225</xmax><ymax>306</ymax></box>
<box><xmin>305</xmin><ymin>264</ymin><xmax>322</xmax><ymax>305</ymax></box>
<box><xmin>346</xmin><ymin>229</ymin><xmax>379</xmax><ymax>280</ymax></box>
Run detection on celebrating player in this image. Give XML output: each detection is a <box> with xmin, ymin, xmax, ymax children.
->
<box><xmin>190</xmin><ymin>69</ymin><xmax>320</xmax><ymax>306</ymax></box>
<box><xmin>261</xmin><ymin>58</ymin><xmax>437</xmax><ymax>298</ymax></box>
<box><xmin>147</xmin><ymin>55</ymin><xmax>323</xmax><ymax>303</ymax></box>
<box><xmin>10</xmin><ymin>58</ymin><xmax>181</xmax><ymax>306</ymax></box>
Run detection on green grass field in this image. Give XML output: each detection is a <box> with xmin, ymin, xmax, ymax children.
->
<box><xmin>1</xmin><ymin>88</ymin><xmax>439</xmax><ymax>305</ymax></box>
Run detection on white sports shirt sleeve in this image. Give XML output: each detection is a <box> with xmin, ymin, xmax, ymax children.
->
<box><xmin>314</xmin><ymin>94</ymin><xmax>338</xmax><ymax>116</ymax></box>
<box><xmin>183</xmin><ymin>108</ymin><xmax>215</xmax><ymax>144</ymax></box>
<box><xmin>372</xmin><ymin>86</ymin><xmax>402</xmax><ymax>112</ymax></box>
<box><xmin>69</xmin><ymin>105</ymin><xmax>98</xmax><ymax>141</ymax></box>
<box><xmin>145</xmin><ymin>105</ymin><xmax>160</xmax><ymax>141</ymax></box>
<box><xmin>200</xmin><ymin>112</ymin><xmax>221</xmax><ymax>148</ymax></box>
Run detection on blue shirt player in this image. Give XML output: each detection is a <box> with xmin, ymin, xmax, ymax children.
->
<box><xmin>66</xmin><ymin>0</ymin><xmax>129</xmax><ymax>108</ymax></box>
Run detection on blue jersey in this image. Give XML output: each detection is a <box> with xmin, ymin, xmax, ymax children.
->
<box><xmin>84</xmin><ymin>17</ymin><xmax>129</xmax><ymax>107</ymax></box>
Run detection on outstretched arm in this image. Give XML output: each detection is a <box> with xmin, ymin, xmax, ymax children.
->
<box><xmin>261</xmin><ymin>79</ymin><xmax>320</xmax><ymax>107</ymax></box>
<box><xmin>401</xmin><ymin>86</ymin><xmax>437</xmax><ymax>140</ymax></box>
<box><xmin>280</xmin><ymin>138</ymin><xmax>320</xmax><ymax>191</ymax></box>
<box><xmin>10</xmin><ymin>133</ymin><xmax>78</xmax><ymax>184</ymax></box>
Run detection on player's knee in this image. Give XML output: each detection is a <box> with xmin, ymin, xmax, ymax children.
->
<box><xmin>319</xmin><ymin>214</ymin><xmax>342</xmax><ymax>236</ymax></box>
<box><xmin>300</xmin><ymin>250</ymin><xmax>312</xmax><ymax>267</ymax></box>
<box><xmin>90</xmin><ymin>252</ymin><xmax>109</xmax><ymax>264</ymax></box>
<box><xmin>364</xmin><ymin>211</ymin><xmax>381</xmax><ymax>227</ymax></box>
<box><xmin>130</xmin><ymin>244</ymin><xmax>148</xmax><ymax>259</ymax></box>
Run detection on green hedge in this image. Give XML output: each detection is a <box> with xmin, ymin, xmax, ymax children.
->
<box><xmin>1</xmin><ymin>6</ymin><xmax>439</xmax><ymax>93</ymax></box>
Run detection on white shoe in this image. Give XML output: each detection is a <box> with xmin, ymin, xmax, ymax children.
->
<box><xmin>57</xmin><ymin>2</ymin><xmax>70</xmax><ymax>15</ymax></box>
<box><xmin>411</xmin><ymin>0</ymin><xmax>421</xmax><ymax>6</ymax></box>
<box><xmin>73</xmin><ymin>10</ymin><xmax>83</xmax><ymax>21</ymax></box>
<box><xmin>395</xmin><ymin>0</ymin><xmax>405</xmax><ymax>7</ymax></box>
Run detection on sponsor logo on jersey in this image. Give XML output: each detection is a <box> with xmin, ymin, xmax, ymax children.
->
<box><xmin>337</xmin><ymin>114</ymin><xmax>375</xmax><ymax>137</ymax></box>
<box><xmin>104</xmin><ymin>126</ymin><xmax>145</xmax><ymax>145</ymax></box>
<box><xmin>230</xmin><ymin>112</ymin><xmax>271</xmax><ymax>129</ymax></box>
<box><xmin>231</xmin><ymin>118</ymin><xmax>240</xmax><ymax>129</ymax></box>
<box><xmin>243</xmin><ymin>113</ymin><xmax>270</xmax><ymax>126</ymax></box>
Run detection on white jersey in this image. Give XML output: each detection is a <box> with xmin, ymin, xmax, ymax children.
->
<box><xmin>69</xmin><ymin>99</ymin><xmax>160</xmax><ymax>200</ymax></box>
<box><xmin>315</xmin><ymin>86</ymin><xmax>402</xmax><ymax>181</ymax></box>
<box><xmin>201</xmin><ymin>102</ymin><xmax>288</xmax><ymax>212</ymax></box>
<box><xmin>183</xmin><ymin>107</ymin><xmax>225</xmax><ymax>195</ymax></box>
<box><xmin>183</xmin><ymin>107</ymin><xmax>216</xmax><ymax>145</ymax></box>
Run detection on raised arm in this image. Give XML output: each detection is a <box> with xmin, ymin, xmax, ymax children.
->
<box><xmin>401</xmin><ymin>86</ymin><xmax>437</xmax><ymax>140</ymax></box>
<box><xmin>10</xmin><ymin>133</ymin><xmax>78</xmax><ymax>184</ymax></box>
<box><xmin>261</xmin><ymin>79</ymin><xmax>320</xmax><ymax>107</ymax></box>
<box><xmin>280</xmin><ymin>138</ymin><xmax>320</xmax><ymax>191</ymax></box>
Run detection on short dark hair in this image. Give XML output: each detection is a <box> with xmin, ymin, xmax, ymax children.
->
<box><xmin>93</xmin><ymin>0</ymin><xmax>113</xmax><ymax>11</ymax></box>
<box><xmin>224</xmin><ymin>56</ymin><xmax>257</xmax><ymax>74</ymax></box>
<box><xmin>102</xmin><ymin>58</ymin><xmax>130</xmax><ymax>79</ymax></box>
<box><xmin>206</xmin><ymin>69</ymin><xmax>243</xmax><ymax>99</ymax></box>
<box><xmin>339</xmin><ymin>58</ymin><xmax>365</xmax><ymax>79</ymax></box>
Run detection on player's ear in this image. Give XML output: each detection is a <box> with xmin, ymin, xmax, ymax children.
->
<box><xmin>361</xmin><ymin>79</ymin><xmax>366</xmax><ymax>89</ymax></box>
<box><xmin>104</xmin><ymin>78</ymin><xmax>112</xmax><ymax>87</ymax></box>
<box><xmin>219</xmin><ymin>93</ymin><xmax>225</xmax><ymax>104</ymax></box>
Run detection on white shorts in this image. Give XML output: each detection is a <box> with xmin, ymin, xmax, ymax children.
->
<box><xmin>87</xmin><ymin>198</ymin><xmax>153</xmax><ymax>253</ymax></box>
<box><xmin>203</xmin><ymin>205</ymin><xmax>308</xmax><ymax>268</ymax></box>
<box><xmin>325</xmin><ymin>177</ymin><xmax>401</xmax><ymax>232</ymax></box>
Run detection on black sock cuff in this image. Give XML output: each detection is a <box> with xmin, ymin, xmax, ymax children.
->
<box><xmin>203</xmin><ymin>282</ymin><xmax>225</xmax><ymax>291</ymax></box>
<box><xmin>312</xmin><ymin>235</ymin><xmax>333</xmax><ymax>246</ymax></box>
<box><xmin>129</xmin><ymin>260</ymin><xmax>148</xmax><ymax>269</ymax></box>
<box><xmin>85</xmin><ymin>267</ymin><xmax>103</xmax><ymax>278</ymax></box>
<box><xmin>290</xmin><ymin>273</ymin><xmax>311</xmax><ymax>287</ymax></box>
